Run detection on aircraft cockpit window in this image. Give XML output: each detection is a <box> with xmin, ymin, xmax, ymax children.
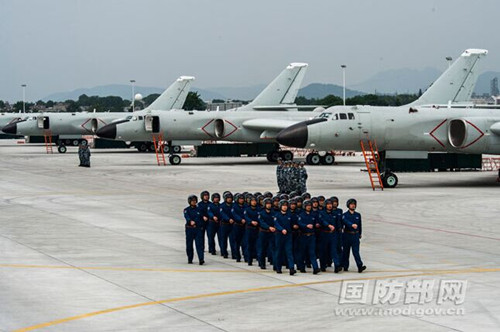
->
<box><xmin>126</xmin><ymin>116</ymin><xmax>133</xmax><ymax>120</ymax></box>
<box><xmin>348</xmin><ymin>113</ymin><xmax>355</xmax><ymax>120</ymax></box>
<box><xmin>333</xmin><ymin>114</ymin><xmax>339</xmax><ymax>120</ymax></box>
<box><xmin>318</xmin><ymin>112</ymin><xmax>331</xmax><ymax>119</ymax></box>
<box><xmin>339</xmin><ymin>113</ymin><xmax>347</xmax><ymax>120</ymax></box>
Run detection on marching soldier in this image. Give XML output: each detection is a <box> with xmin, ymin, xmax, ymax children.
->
<box><xmin>257</xmin><ymin>198</ymin><xmax>276</xmax><ymax>269</ymax></box>
<box><xmin>219</xmin><ymin>192</ymin><xmax>235</xmax><ymax>259</ymax></box>
<box><xmin>206</xmin><ymin>193</ymin><xmax>221</xmax><ymax>255</ymax></box>
<box><xmin>298</xmin><ymin>162</ymin><xmax>307</xmax><ymax>194</ymax></box>
<box><xmin>341</xmin><ymin>199</ymin><xmax>366</xmax><ymax>273</ymax></box>
<box><xmin>273</xmin><ymin>200</ymin><xmax>296</xmax><ymax>275</ymax></box>
<box><xmin>231</xmin><ymin>194</ymin><xmax>247</xmax><ymax>262</ymax></box>
<box><xmin>244</xmin><ymin>196</ymin><xmax>260</xmax><ymax>266</ymax></box>
<box><xmin>297</xmin><ymin>200</ymin><xmax>320</xmax><ymax>274</ymax></box>
<box><xmin>78</xmin><ymin>143</ymin><xmax>91</xmax><ymax>167</ymax></box>
<box><xmin>184</xmin><ymin>195</ymin><xmax>205</xmax><ymax>265</ymax></box>
<box><xmin>318</xmin><ymin>199</ymin><xmax>343</xmax><ymax>272</ymax></box>
<box><xmin>276</xmin><ymin>159</ymin><xmax>284</xmax><ymax>193</ymax></box>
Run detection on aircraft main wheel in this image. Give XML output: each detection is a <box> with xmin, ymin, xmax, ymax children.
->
<box><xmin>305</xmin><ymin>153</ymin><xmax>313</xmax><ymax>165</ymax></box>
<box><xmin>309</xmin><ymin>153</ymin><xmax>321</xmax><ymax>165</ymax></box>
<box><xmin>267</xmin><ymin>150</ymin><xmax>280</xmax><ymax>162</ymax></box>
<box><xmin>169</xmin><ymin>154</ymin><xmax>182</xmax><ymax>165</ymax></box>
<box><xmin>172</xmin><ymin>145</ymin><xmax>181</xmax><ymax>153</ymax></box>
<box><xmin>72</xmin><ymin>139</ymin><xmax>79</xmax><ymax>146</ymax></box>
<box><xmin>81</xmin><ymin>139</ymin><xmax>88</xmax><ymax>146</ymax></box>
<box><xmin>147</xmin><ymin>143</ymin><xmax>156</xmax><ymax>152</ymax></box>
<box><xmin>163</xmin><ymin>145</ymin><xmax>170</xmax><ymax>153</ymax></box>
<box><xmin>58</xmin><ymin>145</ymin><xmax>67</xmax><ymax>154</ymax></box>
<box><xmin>137</xmin><ymin>143</ymin><xmax>148</xmax><ymax>152</ymax></box>
<box><xmin>321</xmin><ymin>153</ymin><xmax>335</xmax><ymax>165</ymax></box>
<box><xmin>279</xmin><ymin>150</ymin><xmax>294</xmax><ymax>161</ymax></box>
<box><xmin>382</xmin><ymin>172</ymin><xmax>398</xmax><ymax>188</ymax></box>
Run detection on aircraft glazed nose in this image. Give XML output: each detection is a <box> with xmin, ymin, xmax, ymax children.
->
<box><xmin>96</xmin><ymin>124</ymin><xmax>116</xmax><ymax>139</ymax></box>
<box><xmin>2</xmin><ymin>123</ymin><xmax>16</xmax><ymax>135</ymax></box>
<box><xmin>277</xmin><ymin>122</ymin><xmax>308</xmax><ymax>148</ymax></box>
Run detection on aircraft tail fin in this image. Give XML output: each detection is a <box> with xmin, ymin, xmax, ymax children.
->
<box><xmin>146</xmin><ymin>76</ymin><xmax>195</xmax><ymax>111</ymax></box>
<box><xmin>248</xmin><ymin>63</ymin><xmax>308</xmax><ymax>108</ymax></box>
<box><xmin>410</xmin><ymin>49</ymin><xmax>488</xmax><ymax>106</ymax></box>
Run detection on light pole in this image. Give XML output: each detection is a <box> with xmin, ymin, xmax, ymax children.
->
<box><xmin>341</xmin><ymin>65</ymin><xmax>346</xmax><ymax>106</ymax></box>
<box><xmin>445</xmin><ymin>56</ymin><xmax>452</xmax><ymax>68</ymax></box>
<box><xmin>130</xmin><ymin>79</ymin><xmax>136</xmax><ymax>111</ymax></box>
<box><xmin>21</xmin><ymin>84</ymin><xmax>27</xmax><ymax>113</ymax></box>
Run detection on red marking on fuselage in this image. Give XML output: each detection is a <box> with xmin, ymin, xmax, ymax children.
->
<box><xmin>201</xmin><ymin>119</ymin><xmax>215</xmax><ymax>138</ymax></box>
<box><xmin>429</xmin><ymin>119</ymin><xmax>447</xmax><ymax>148</ymax></box>
<box><xmin>461</xmin><ymin>120</ymin><xmax>485</xmax><ymax>149</ymax></box>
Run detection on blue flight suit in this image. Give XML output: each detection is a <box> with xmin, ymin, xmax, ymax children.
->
<box><xmin>219</xmin><ymin>202</ymin><xmax>236</xmax><ymax>258</ymax></box>
<box><xmin>312</xmin><ymin>208</ymin><xmax>321</xmax><ymax>258</ymax></box>
<box><xmin>289</xmin><ymin>208</ymin><xmax>300</xmax><ymax>263</ymax></box>
<box><xmin>198</xmin><ymin>200</ymin><xmax>210</xmax><ymax>237</ymax></box>
<box><xmin>319</xmin><ymin>209</ymin><xmax>342</xmax><ymax>270</ymax></box>
<box><xmin>334</xmin><ymin>208</ymin><xmax>344</xmax><ymax>260</ymax></box>
<box><xmin>257</xmin><ymin>209</ymin><xmax>275</xmax><ymax>268</ymax></box>
<box><xmin>297</xmin><ymin>211</ymin><xmax>319</xmax><ymax>271</ymax></box>
<box><xmin>207</xmin><ymin>202</ymin><xmax>221</xmax><ymax>255</ymax></box>
<box><xmin>231</xmin><ymin>203</ymin><xmax>246</xmax><ymax>261</ymax></box>
<box><xmin>244</xmin><ymin>206</ymin><xmax>260</xmax><ymax>265</ymax></box>
<box><xmin>273</xmin><ymin>211</ymin><xmax>295</xmax><ymax>272</ymax></box>
<box><xmin>183</xmin><ymin>205</ymin><xmax>205</xmax><ymax>263</ymax></box>
<box><xmin>341</xmin><ymin>210</ymin><xmax>364</xmax><ymax>270</ymax></box>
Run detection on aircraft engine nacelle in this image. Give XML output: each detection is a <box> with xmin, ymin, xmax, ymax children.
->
<box><xmin>91</xmin><ymin>119</ymin><xmax>98</xmax><ymax>133</ymax></box>
<box><xmin>448</xmin><ymin>118</ymin><xmax>486</xmax><ymax>151</ymax></box>
<box><xmin>214</xmin><ymin>119</ymin><xmax>225</xmax><ymax>138</ymax></box>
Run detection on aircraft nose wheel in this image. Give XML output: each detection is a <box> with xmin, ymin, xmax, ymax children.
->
<box><xmin>279</xmin><ymin>150</ymin><xmax>294</xmax><ymax>161</ymax></box>
<box><xmin>169</xmin><ymin>154</ymin><xmax>182</xmax><ymax>165</ymax></box>
<box><xmin>382</xmin><ymin>172</ymin><xmax>398</xmax><ymax>188</ymax></box>
<box><xmin>57</xmin><ymin>145</ymin><xmax>67</xmax><ymax>154</ymax></box>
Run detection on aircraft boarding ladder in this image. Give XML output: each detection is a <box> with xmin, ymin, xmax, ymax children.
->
<box><xmin>43</xmin><ymin>131</ymin><xmax>53</xmax><ymax>154</ymax></box>
<box><xmin>152</xmin><ymin>134</ymin><xmax>166</xmax><ymax>166</ymax></box>
<box><xmin>360</xmin><ymin>140</ymin><xmax>384</xmax><ymax>191</ymax></box>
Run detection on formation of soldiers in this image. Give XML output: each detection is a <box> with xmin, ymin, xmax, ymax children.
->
<box><xmin>183</xmin><ymin>191</ymin><xmax>366</xmax><ymax>275</ymax></box>
<box><xmin>78</xmin><ymin>143</ymin><xmax>91</xmax><ymax>167</ymax></box>
<box><xmin>276</xmin><ymin>160</ymin><xmax>307</xmax><ymax>194</ymax></box>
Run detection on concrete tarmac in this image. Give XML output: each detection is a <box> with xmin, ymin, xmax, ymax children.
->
<box><xmin>0</xmin><ymin>141</ymin><xmax>499</xmax><ymax>332</ymax></box>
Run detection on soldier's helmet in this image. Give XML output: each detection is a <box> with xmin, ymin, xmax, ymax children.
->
<box><xmin>223</xmin><ymin>190</ymin><xmax>232</xmax><ymax>197</ymax></box>
<box><xmin>200</xmin><ymin>190</ymin><xmax>210</xmax><ymax>199</ymax></box>
<box><xmin>254</xmin><ymin>191</ymin><xmax>262</xmax><ymax>197</ymax></box>
<box><xmin>263</xmin><ymin>191</ymin><xmax>273</xmax><ymax>198</ymax></box>
<box><xmin>223</xmin><ymin>192</ymin><xmax>233</xmax><ymax>200</ymax></box>
<box><xmin>318</xmin><ymin>195</ymin><xmax>326</xmax><ymax>202</ymax></box>
<box><xmin>330</xmin><ymin>196</ymin><xmax>339</xmax><ymax>203</ymax></box>
<box><xmin>272</xmin><ymin>196</ymin><xmax>281</xmax><ymax>203</ymax></box>
<box><xmin>324</xmin><ymin>199</ymin><xmax>333</xmax><ymax>207</ymax></box>
<box><xmin>311</xmin><ymin>197</ymin><xmax>319</xmax><ymax>203</ymax></box>
<box><xmin>211</xmin><ymin>193</ymin><xmax>220</xmax><ymax>201</ymax></box>
<box><xmin>188</xmin><ymin>195</ymin><xmax>198</xmax><ymax>204</ymax></box>
<box><xmin>280</xmin><ymin>194</ymin><xmax>289</xmax><ymax>200</ymax></box>
<box><xmin>279</xmin><ymin>199</ymin><xmax>289</xmax><ymax>208</ymax></box>
<box><xmin>289</xmin><ymin>191</ymin><xmax>298</xmax><ymax>198</ymax></box>
<box><xmin>301</xmin><ymin>192</ymin><xmax>311</xmax><ymax>200</ymax></box>
<box><xmin>289</xmin><ymin>198</ymin><xmax>297</xmax><ymax>205</ymax></box>
<box><xmin>235</xmin><ymin>193</ymin><xmax>245</xmax><ymax>202</ymax></box>
<box><xmin>263</xmin><ymin>198</ymin><xmax>272</xmax><ymax>206</ymax></box>
<box><xmin>303</xmin><ymin>200</ymin><xmax>312</xmax><ymax>207</ymax></box>
<box><xmin>346</xmin><ymin>198</ymin><xmax>357</xmax><ymax>208</ymax></box>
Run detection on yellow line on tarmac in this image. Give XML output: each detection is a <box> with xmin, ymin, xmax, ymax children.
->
<box><xmin>14</xmin><ymin>267</ymin><xmax>500</xmax><ymax>332</ymax></box>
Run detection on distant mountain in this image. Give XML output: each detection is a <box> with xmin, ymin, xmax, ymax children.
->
<box><xmin>350</xmin><ymin>67</ymin><xmax>442</xmax><ymax>95</ymax></box>
<box><xmin>42</xmin><ymin>84</ymin><xmax>225</xmax><ymax>102</ymax></box>
<box><xmin>474</xmin><ymin>71</ymin><xmax>500</xmax><ymax>95</ymax></box>
<box><xmin>298</xmin><ymin>83</ymin><xmax>365</xmax><ymax>99</ymax></box>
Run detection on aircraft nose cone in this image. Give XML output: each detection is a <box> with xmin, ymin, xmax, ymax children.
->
<box><xmin>96</xmin><ymin>124</ymin><xmax>116</xmax><ymax>139</ymax></box>
<box><xmin>2</xmin><ymin>123</ymin><xmax>17</xmax><ymax>135</ymax></box>
<box><xmin>277</xmin><ymin>122</ymin><xmax>308</xmax><ymax>148</ymax></box>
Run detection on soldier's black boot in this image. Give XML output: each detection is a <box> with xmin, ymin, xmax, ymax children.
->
<box><xmin>289</xmin><ymin>268</ymin><xmax>296</xmax><ymax>276</ymax></box>
<box><xmin>358</xmin><ymin>265</ymin><xmax>366</xmax><ymax>273</ymax></box>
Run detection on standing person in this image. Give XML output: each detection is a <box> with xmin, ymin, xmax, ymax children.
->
<box><xmin>78</xmin><ymin>143</ymin><xmax>91</xmax><ymax>167</ymax></box>
<box><xmin>288</xmin><ymin>198</ymin><xmax>301</xmax><ymax>266</ymax></box>
<box><xmin>219</xmin><ymin>192</ymin><xmax>235</xmax><ymax>259</ymax></box>
<box><xmin>231</xmin><ymin>194</ymin><xmax>247</xmax><ymax>262</ymax></box>
<box><xmin>243</xmin><ymin>196</ymin><xmax>260</xmax><ymax>266</ymax></box>
<box><xmin>257</xmin><ymin>198</ymin><xmax>276</xmax><ymax>269</ymax></box>
<box><xmin>341</xmin><ymin>199</ymin><xmax>366</xmax><ymax>273</ymax></box>
<box><xmin>297</xmin><ymin>200</ymin><xmax>320</xmax><ymax>274</ymax></box>
<box><xmin>273</xmin><ymin>200</ymin><xmax>296</xmax><ymax>275</ymax></box>
<box><xmin>276</xmin><ymin>158</ymin><xmax>284</xmax><ymax>194</ymax></box>
<box><xmin>318</xmin><ymin>199</ymin><xmax>342</xmax><ymax>273</ymax></box>
<box><xmin>298</xmin><ymin>162</ymin><xmax>307</xmax><ymax>194</ymax></box>
<box><xmin>330</xmin><ymin>196</ymin><xmax>344</xmax><ymax>263</ymax></box>
<box><xmin>207</xmin><ymin>193</ymin><xmax>221</xmax><ymax>255</ymax></box>
<box><xmin>198</xmin><ymin>191</ymin><xmax>210</xmax><ymax>236</ymax></box>
<box><xmin>292</xmin><ymin>162</ymin><xmax>300</xmax><ymax>193</ymax></box>
<box><xmin>183</xmin><ymin>195</ymin><xmax>205</xmax><ymax>265</ymax></box>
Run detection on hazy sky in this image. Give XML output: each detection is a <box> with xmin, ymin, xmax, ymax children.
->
<box><xmin>1</xmin><ymin>0</ymin><xmax>498</xmax><ymax>101</ymax></box>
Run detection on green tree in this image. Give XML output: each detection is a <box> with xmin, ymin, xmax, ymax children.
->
<box><xmin>183</xmin><ymin>91</ymin><xmax>206</xmax><ymax>110</ymax></box>
<box><xmin>65</xmin><ymin>100</ymin><xmax>80</xmax><ymax>113</ymax></box>
<box><xmin>46</xmin><ymin>100</ymin><xmax>55</xmax><ymax>108</ymax></box>
<box><xmin>0</xmin><ymin>100</ymin><xmax>5</xmax><ymax>110</ymax></box>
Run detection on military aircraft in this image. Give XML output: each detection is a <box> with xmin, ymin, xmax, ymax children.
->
<box><xmin>96</xmin><ymin>62</ymin><xmax>317</xmax><ymax>164</ymax></box>
<box><xmin>0</xmin><ymin>112</ymin><xmax>24</xmax><ymax>133</ymax></box>
<box><xmin>97</xmin><ymin>49</ymin><xmax>486</xmax><ymax>166</ymax></box>
<box><xmin>276</xmin><ymin>49</ymin><xmax>492</xmax><ymax>187</ymax></box>
<box><xmin>2</xmin><ymin>76</ymin><xmax>194</xmax><ymax>153</ymax></box>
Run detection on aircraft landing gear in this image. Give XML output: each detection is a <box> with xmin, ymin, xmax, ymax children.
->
<box><xmin>320</xmin><ymin>152</ymin><xmax>335</xmax><ymax>165</ymax></box>
<box><xmin>381</xmin><ymin>171</ymin><xmax>398</xmax><ymax>188</ymax></box>
<box><xmin>306</xmin><ymin>152</ymin><xmax>321</xmax><ymax>165</ymax></box>
<box><xmin>305</xmin><ymin>151</ymin><xmax>335</xmax><ymax>165</ymax></box>
<box><xmin>169</xmin><ymin>154</ymin><xmax>182</xmax><ymax>165</ymax></box>
<box><xmin>57</xmin><ymin>145</ymin><xmax>67</xmax><ymax>154</ymax></box>
<box><xmin>266</xmin><ymin>150</ymin><xmax>293</xmax><ymax>162</ymax></box>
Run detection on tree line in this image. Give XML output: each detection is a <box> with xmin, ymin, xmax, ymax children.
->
<box><xmin>0</xmin><ymin>91</ymin><xmax>421</xmax><ymax>113</ymax></box>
